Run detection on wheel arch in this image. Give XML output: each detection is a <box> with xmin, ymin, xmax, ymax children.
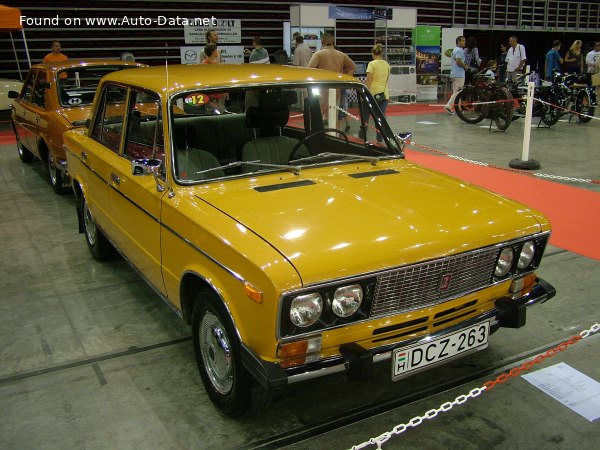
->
<box><xmin>180</xmin><ymin>271</ymin><xmax>232</xmax><ymax>328</ymax></box>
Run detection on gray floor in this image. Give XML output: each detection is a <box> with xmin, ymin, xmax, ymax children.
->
<box><xmin>1</xmin><ymin>106</ymin><xmax>599</xmax><ymax>450</ymax></box>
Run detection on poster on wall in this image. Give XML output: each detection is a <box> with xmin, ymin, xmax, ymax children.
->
<box><xmin>180</xmin><ymin>46</ymin><xmax>244</xmax><ymax>64</ymax></box>
<box><xmin>184</xmin><ymin>19</ymin><xmax>241</xmax><ymax>44</ymax></box>
<box><xmin>414</xmin><ymin>26</ymin><xmax>441</xmax><ymax>101</ymax></box>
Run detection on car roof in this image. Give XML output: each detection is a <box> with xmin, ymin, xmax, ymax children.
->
<box><xmin>32</xmin><ymin>60</ymin><xmax>146</xmax><ymax>71</ymax></box>
<box><xmin>99</xmin><ymin>64</ymin><xmax>360</xmax><ymax>93</ymax></box>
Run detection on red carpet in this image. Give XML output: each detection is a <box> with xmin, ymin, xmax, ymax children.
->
<box><xmin>0</xmin><ymin>129</ymin><xmax>16</xmax><ymax>145</ymax></box>
<box><xmin>405</xmin><ymin>148</ymin><xmax>600</xmax><ymax>261</ymax></box>
<box><xmin>387</xmin><ymin>103</ymin><xmax>443</xmax><ymax>116</ymax></box>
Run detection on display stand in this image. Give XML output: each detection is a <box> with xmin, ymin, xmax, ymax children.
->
<box><xmin>288</xmin><ymin>4</ymin><xmax>335</xmax><ymax>65</ymax></box>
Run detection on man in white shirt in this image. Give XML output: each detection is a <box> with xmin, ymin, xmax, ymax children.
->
<box><xmin>292</xmin><ymin>35</ymin><xmax>312</xmax><ymax>67</ymax></box>
<box><xmin>585</xmin><ymin>41</ymin><xmax>600</xmax><ymax>74</ymax></box>
<box><xmin>506</xmin><ymin>36</ymin><xmax>527</xmax><ymax>81</ymax></box>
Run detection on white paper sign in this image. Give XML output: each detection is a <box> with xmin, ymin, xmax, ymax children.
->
<box><xmin>179</xmin><ymin>46</ymin><xmax>244</xmax><ymax>64</ymax></box>
<box><xmin>522</xmin><ymin>362</ymin><xmax>600</xmax><ymax>422</ymax></box>
<box><xmin>184</xmin><ymin>19</ymin><xmax>241</xmax><ymax>44</ymax></box>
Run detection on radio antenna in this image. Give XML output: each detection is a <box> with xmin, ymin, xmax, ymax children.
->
<box><xmin>165</xmin><ymin>42</ymin><xmax>169</xmax><ymax>91</ymax></box>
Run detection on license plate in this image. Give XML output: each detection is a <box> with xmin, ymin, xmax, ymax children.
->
<box><xmin>392</xmin><ymin>321</ymin><xmax>489</xmax><ymax>380</ymax></box>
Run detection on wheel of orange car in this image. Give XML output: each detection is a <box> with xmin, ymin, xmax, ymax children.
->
<box><xmin>16</xmin><ymin>138</ymin><xmax>34</xmax><ymax>163</ymax></box>
<box><xmin>289</xmin><ymin>128</ymin><xmax>349</xmax><ymax>162</ymax></box>
<box><xmin>81</xmin><ymin>193</ymin><xmax>114</xmax><ymax>260</ymax></box>
<box><xmin>47</xmin><ymin>152</ymin><xmax>69</xmax><ymax>195</ymax></box>
<box><xmin>192</xmin><ymin>290</ymin><xmax>271</xmax><ymax>418</ymax></box>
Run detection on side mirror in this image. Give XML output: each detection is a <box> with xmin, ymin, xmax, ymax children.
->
<box><xmin>8</xmin><ymin>90</ymin><xmax>19</xmax><ymax>99</ymax></box>
<box><xmin>396</xmin><ymin>132</ymin><xmax>412</xmax><ymax>149</ymax></box>
<box><xmin>131</xmin><ymin>158</ymin><xmax>162</xmax><ymax>176</ymax></box>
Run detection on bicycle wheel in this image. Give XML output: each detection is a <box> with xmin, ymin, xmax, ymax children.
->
<box><xmin>491</xmin><ymin>86</ymin><xmax>514</xmax><ymax>131</ymax></box>
<box><xmin>575</xmin><ymin>90</ymin><xmax>595</xmax><ymax>124</ymax></box>
<box><xmin>539</xmin><ymin>91</ymin><xmax>561</xmax><ymax>126</ymax></box>
<box><xmin>455</xmin><ymin>87</ymin><xmax>485</xmax><ymax>124</ymax></box>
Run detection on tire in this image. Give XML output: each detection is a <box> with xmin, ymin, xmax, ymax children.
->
<box><xmin>491</xmin><ymin>87</ymin><xmax>514</xmax><ymax>131</ymax></box>
<box><xmin>82</xmin><ymin>194</ymin><xmax>114</xmax><ymax>260</ymax></box>
<box><xmin>575</xmin><ymin>90</ymin><xmax>594</xmax><ymax>124</ymax></box>
<box><xmin>539</xmin><ymin>92</ymin><xmax>561</xmax><ymax>127</ymax></box>
<box><xmin>16</xmin><ymin>139</ymin><xmax>34</xmax><ymax>163</ymax></box>
<box><xmin>192</xmin><ymin>291</ymin><xmax>271</xmax><ymax>418</ymax></box>
<box><xmin>48</xmin><ymin>151</ymin><xmax>69</xmax><ymax>195</ymax></box>
<box><xmin>455</xmin><ymin>87</ymin><xmax>485</xmax><ymax>124</ymax></box>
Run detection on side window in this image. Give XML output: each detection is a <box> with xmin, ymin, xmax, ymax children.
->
<box><xmin>31</xmin><ymin>70</ymin><xmax>47</xmax><ymax>108</ymax></box>
<box><xmin>21</xmin><ymin>69</ymin><xmax>37</xmax><ymax>102</ymax></box>
<box><xmin>123</xmin><ymin>90</ymin><xmax>163</xmax><ymax>161</ymax></box>
<box><xmin>90</xmin><ymin>85</ymin><xmax>128</xmax><ymax>153</ymax></box>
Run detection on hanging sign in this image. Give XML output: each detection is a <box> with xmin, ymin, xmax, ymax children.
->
<box><xmin>328</xmin><ymin>6</ymin><xmax>392</xmax><ymax>21</ymax></box>
<box><xmin>184</xmin><ymin>19</ymin><xmax>241</xmax><ymax>44</ymax></box>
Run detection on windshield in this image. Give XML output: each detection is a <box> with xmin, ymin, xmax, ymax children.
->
<box><xmin>169</xmin><ymin>82</ymin><xmax>403</xmax><ymax>183</ymax></box>
<box><xmin>57</xmin><ymin>65</ymin><xmax>133</xmax><ymax>108</ymax></box>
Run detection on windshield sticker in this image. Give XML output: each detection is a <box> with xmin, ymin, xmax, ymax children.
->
<box><xmin>184</xmin><ymin>93</ymin><xmax>209</xmax><ymax>106</ymax></box>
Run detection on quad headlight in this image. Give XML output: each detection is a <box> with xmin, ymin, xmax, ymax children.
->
<box><xmin>494</xmin><ymin>247</ymin><xmax>514</xmax><ymax>277</ymax></box>
<box><xmin>332</xmin><ymin>285</ymin><xmax>363</xmax><ymax>318</ymax></box>
<box><xmin>289</xmin><ymin>293</ymin><xmax>323</xmax><ymax>328</ymax></box>
<box><xmin>517</xmin><ymin>240</ymin><xmax>536</xmax><ymax>269</ymax></box>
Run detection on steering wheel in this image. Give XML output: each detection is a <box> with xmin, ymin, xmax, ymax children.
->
<box><xmin>289</xmin><ymin>128</ymin><xmax>349</xmax><ymax>163</ymax></box>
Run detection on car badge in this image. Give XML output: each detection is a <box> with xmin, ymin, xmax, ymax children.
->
<box><xmin>439</xmin><ymin>273</ymin><xmax>452</xmax><ymax>292</ymax></box>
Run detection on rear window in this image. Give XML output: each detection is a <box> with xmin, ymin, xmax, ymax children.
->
<box><xmin>57</xmin><ymin>65</ymin><xmax>134</xmax><ymax>107</ymax></box>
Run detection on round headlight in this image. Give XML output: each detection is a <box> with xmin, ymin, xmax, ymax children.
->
<box><xmin>332</xmin><ymin>285</ymin><xmax>363</xmax><ymax>318</ymax></box>
<box><xmin>290</xmin><ymin>293</ymin><xmax>322</xmax><ymax>328</ymax></box>
<box><xmin>517</xmin><ymin>241</ymin><xmax>536</xmax><ymax>269</ymax></box>
<box><xmin>495</xmin><ymin>247</ymin><xmax>514</xmax><ymax>277</ymax></box>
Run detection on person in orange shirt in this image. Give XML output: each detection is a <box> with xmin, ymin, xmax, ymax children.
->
<box><xmin>43</xmin><ymin>41</ymin><xmax>68</xmax><ymax>64</ymax></box>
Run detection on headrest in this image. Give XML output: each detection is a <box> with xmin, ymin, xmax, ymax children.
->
<box><xmin>245</xmin><ymin>105</ymin><xmax>289</xmax><ymax>129</ymax></box>
<box><xmin>259</xmin><ymin>90</ymin><xmax>298</xmax><ymax>107</ymax></box>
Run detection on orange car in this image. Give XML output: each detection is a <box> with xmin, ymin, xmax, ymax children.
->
<box><xmin>9</xmin><ymin>60</ymin><xmax>145</xmax><ymax>194</ymax></box>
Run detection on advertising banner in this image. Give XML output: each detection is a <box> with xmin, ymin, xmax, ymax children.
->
<box><xmin>180</xmin><ymin>46</ymin><xmax>244</xmax><ymax>64</ymax></box>
<box><xmin>414</xmin><ymin>26</ymin><xmax>441</xmax><ymax>101</ymax></box>
<box><xmin>184</xmin><ymin>19</ymin><xmax>241</xmax><ymax>44</ymax></box>
<box><xmin>328</xmin><ymin>6</ymin><xmax>392</xmax><ymax>20</ymax></box>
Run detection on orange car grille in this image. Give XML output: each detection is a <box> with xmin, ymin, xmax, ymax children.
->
<box><xmin>371</xmin><ymin>247</ymin><xmax>500</xmax><ymax>317</ymax></box>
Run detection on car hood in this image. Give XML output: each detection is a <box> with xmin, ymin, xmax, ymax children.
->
<box><xmin>196</xmin><ymin>160</ymin><xmax>546</xmax><ymax>286</ymax></box>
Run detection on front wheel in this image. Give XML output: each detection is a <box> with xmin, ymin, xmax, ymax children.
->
<box><xmin>491</xmin><ymin>87</ymin><xmax>514</xmax><ymax>131</ymax></box>
<box><xmin>539</xmin><ymin>92</ymin><xmax>561</xmax><ymax>126</ymax></box>
<box><xmin>575</xmin><ymin>90</ymin><xmax>595</xmax><ymax>124</ymax></box>
<box><xmin>455</xmin><ymin>87</ymin><xmax>485</xmax><ymax>124</ymax></box>
<box><xmin>192</xmin><ymin>291</ymin><xmax>271</xmax><ymax>418</ymax></box>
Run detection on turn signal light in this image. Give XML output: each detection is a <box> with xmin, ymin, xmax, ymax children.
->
<box><xmin>278</xmin><ymin>336</ymin><xmax>322</xmax><ymax>368</ymax></box>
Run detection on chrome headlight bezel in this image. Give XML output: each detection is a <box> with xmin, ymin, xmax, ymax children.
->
<box><xmin>517</xmin><ymin>240</ymin><xmax>536</xmax><ymax>269</ymax></box>
<box><xmin>332</xmin><ymin>285</ymin><xmax>363</xmax><ymax>318</ymax></box>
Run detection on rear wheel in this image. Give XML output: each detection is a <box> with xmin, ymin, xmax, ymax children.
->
<box><xmin>455</xmin><ymin>87</ymin><xmax>485</xmax><ymax>124</ymax></box>
<box><xmin>48</xmin><ymin>151</ymin><xmax>69</xmax><ymax>194</ymax></box>
<box><xmin>575</xmin><ymin>90</ymin><xmax>595</xmax><ymax>124</ymax></box>
<box><xmin>192</xmin><ymin>290</ymin><xmax>271</xmax><ymax>418</ymax></box>
<box><xmin>82</xmin><ymin>194</ymin><xmax>114</xmax><ymax>260</ymax></box>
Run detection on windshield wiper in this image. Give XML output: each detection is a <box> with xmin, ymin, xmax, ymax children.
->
<box><xmin>194</xmin><ymin>160</ymin><xmax>300</xmax><ymax>176</ymax></box>
<box><xmin>290</xmin><ymin>151</ymin><xmax>401</xmax><ymax>166</ymax></box>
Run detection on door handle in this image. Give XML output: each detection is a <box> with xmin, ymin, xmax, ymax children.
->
<box><xmin>110</xmin><ymin>173</ymin><xmax>120</xmax><ymax>185</ymax></box>
<box><xmin>81</xmin><ymin>151</ymin><xmax>87</xmax><ymax>161</ymax></box>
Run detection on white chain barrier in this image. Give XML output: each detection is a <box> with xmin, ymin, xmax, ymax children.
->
<box><xmin>350</xmin><ymin>323</ymin><xmax>599</xmax><ymax>450</ymax></box>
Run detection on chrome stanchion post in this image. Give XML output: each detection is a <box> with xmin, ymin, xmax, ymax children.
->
<box><xmin>509</xmin><ymin>81</ymin><xmax>541</xmax><ymax>170</ymax></box>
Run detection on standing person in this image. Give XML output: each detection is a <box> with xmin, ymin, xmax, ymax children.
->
<box><xmin>545</xmin><ymin>40</ymin><xmax>564</xmax><ymax>81</ymax></box>
<box><xmin>292</xmin><ymin>35</ymin><xmax>312</xmax><ymax>67</ymax></box>
<box><xmin>365</xmin><ymin>43</ymin><xmax>391</xmax><ymax>143</ymax></box>
<box><xmin>200</xmin><ymin>29</ymin><xmax>224</xmax><ymax>63</ymax></box>
<box><xmin>463</xmin><ymin>37</ymin><xmax>482</xmax><ymax>69</ymax></box>
<box><xmin>43</xmin><ymin>40</ymin><xmax>68</xmax><ymax>64</ymax></box>
<box><xmin>564</xmin><ymin>40</ymin><xmax>584</xmax><ymax>75</ymax></box>
<box><xmin>586</xmin><ymin>41</ymin><xmax>600</xmax><ymax>93</ymax></box>
<box><xmin>444</xmin><ymin>35</ymin><xmax>469</xmax><ymax>114</ymax></box>
<box><xmin>307</xmin><ymin>33</ymin><xmax>356</xmax><ymax>75</ymax></box>
<box><xmin>201</xmin><ymin>43</ymin><xmax>226</xmax><ymax>112</ymax></box>
<box><xmin>506</xmin><ymin>36</ymin><xmax>527</xmax><ymax>80</ymax></box>
<box><xmin>308</xmin><ymin>34</ymin><xmax>356</xmax><ymax>130</ymax></box>
<box><xmin>245</xmin><ymin>36</ymin><xmax>270</xmax><ymax>64</ymax></box>
<box><xmin>498</xmin><ymin>42</ymin><xmax>508</xmax><ymax>82</ymax></box>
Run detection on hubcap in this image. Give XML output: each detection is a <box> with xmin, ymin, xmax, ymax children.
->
<box><xmin>200</xmin><ymin>311</ymin><xmax>233</xmax><ymax>395</ymax></box>
<box><xmin>83</xmin><ymin>200</ymin><xmax>97</xmax><ymax>246</ymax></box>
<box><xmin>48</xmin><ymin>154</ymin><xmax>58</xmax><ymax>186</ymax></box>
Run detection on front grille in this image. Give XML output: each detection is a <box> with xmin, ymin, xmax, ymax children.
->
<box><xmin>371</xmin><ymin>247</ymin><xmax>500</xmax><ymax>318</ymax></box>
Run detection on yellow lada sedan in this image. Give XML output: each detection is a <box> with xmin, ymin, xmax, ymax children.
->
<box><xmin>9</xmin><ymin>59</ymin><xmax>144</xmax><ymax>194</ymax></box>
<box><xmin>64</xmin><ymin>64</ymin><xmax>555</xmax><ymax>418</ymax></box>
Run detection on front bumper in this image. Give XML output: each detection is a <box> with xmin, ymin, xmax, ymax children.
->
<box><xmin>241</xmin><ymin>278</ymin><xmax>556</xmax><ymax>391</ymax></box>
